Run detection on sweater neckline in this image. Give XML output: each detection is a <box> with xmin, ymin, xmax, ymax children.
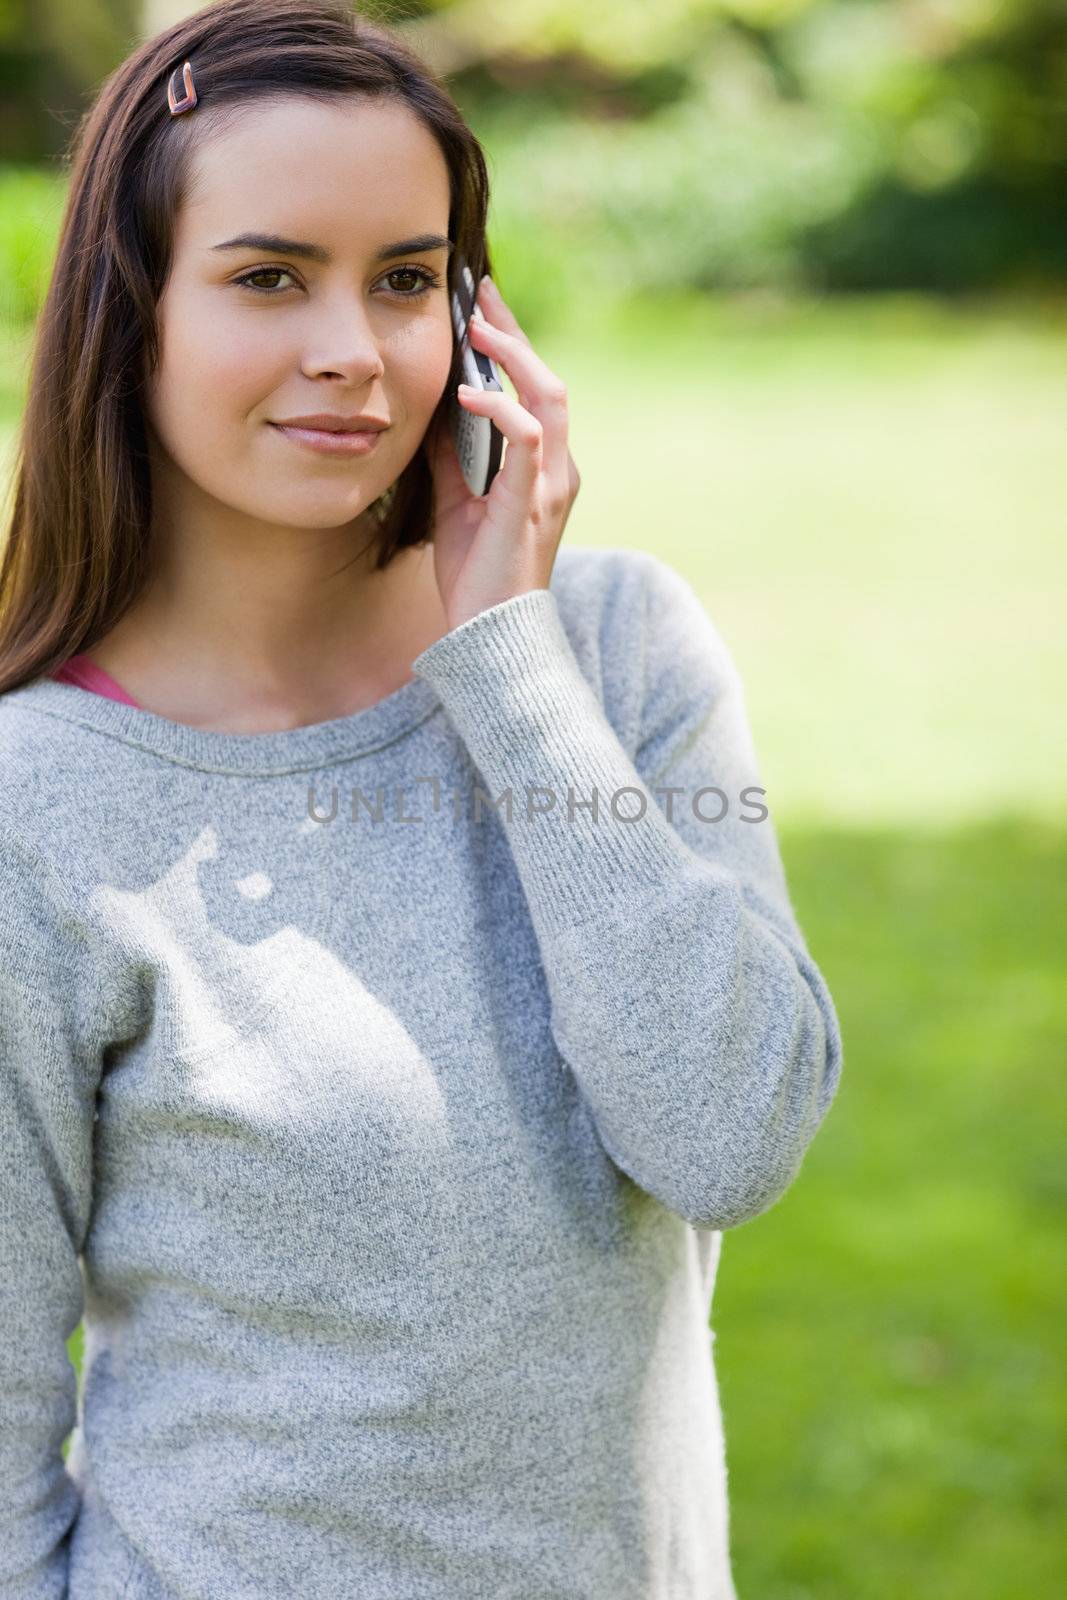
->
<box><xmin>2</xmin><ymin>671</ymin><xmax>443</xmax><ymax>776</ymax></box>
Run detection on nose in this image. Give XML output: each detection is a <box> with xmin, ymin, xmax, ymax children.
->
<box><xmin>298</xmin><ymin>291</ymin><xmax>386</xmax><ymax>384</ymax></box>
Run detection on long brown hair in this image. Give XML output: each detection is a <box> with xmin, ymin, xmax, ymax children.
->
<box><xmin>0</xmin><ymin>0</ymin><xmax>492</xmax><ymax>697</ymax></box>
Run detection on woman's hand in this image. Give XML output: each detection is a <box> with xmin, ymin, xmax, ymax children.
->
<box><xmin>422</xmin><ymin>275</ymin><xmax>581</xmax><ymax>634</ymax></box>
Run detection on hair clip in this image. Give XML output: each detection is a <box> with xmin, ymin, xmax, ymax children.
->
<box><xmin>167</xmin><ymin>59</ymin><xmax>198</xmax><ymax>116</ymax></box>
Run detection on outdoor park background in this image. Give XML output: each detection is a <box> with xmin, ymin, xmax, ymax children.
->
<box><xmin>1</xmin><ymin>2</ymin><xmax>1064</xmax><ymax>1595</ymax></box>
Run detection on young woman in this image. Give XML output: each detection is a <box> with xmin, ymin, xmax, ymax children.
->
<box><xmin>0</xmin><ymin>2</ymin><xmax>844</xmax><ymax>1596</ymax></box>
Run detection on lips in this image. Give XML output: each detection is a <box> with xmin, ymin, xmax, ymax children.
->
<box><xmin>269</xmin><ymin>422</ymin><xmax>386</xmax><ymax>457</ymax></box>
<box><xmin>270</xmin><ymin>415</ymin><xmax>389</xmax><ymax>433</ymax></box>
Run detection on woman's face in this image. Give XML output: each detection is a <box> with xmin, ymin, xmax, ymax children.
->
<box><xmin>144</xmin><ymin>94</ymin><xmax>455</xmax><ymax>532</ymax></box>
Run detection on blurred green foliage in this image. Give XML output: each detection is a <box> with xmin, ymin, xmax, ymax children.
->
<box><xmin>0</xmin><ymin>0</ymin><xmax>141</xmax><ymax>160</ymax></box>
<box><xmin>0</xmin><ymin>165</ymin><xmax>65</xmax><ymax>324</ymax></box>
<box><xmin>0</xmin><ymin>0</ymin><xmax>1064</xmax><ymax>316</ymax></box>
<box><xmin>411</xmin><ymin>0</ymin><xmax>1067</xmax><ymax>294</ymax></box>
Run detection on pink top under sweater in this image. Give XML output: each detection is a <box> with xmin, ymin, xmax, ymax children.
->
<box><xmin>51</xmin><ymin>654</ymin><xmax>142</xmax><ymax>708</ymax></box>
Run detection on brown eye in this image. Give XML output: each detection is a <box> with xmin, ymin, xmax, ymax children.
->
<box><xmin>233</xmin><ymin>268</ymin><xmax>297</xmax><ymax>294</ymax></box>
<box><xmin>381</xmin><ymin>266</ymin><xmax>443</xmax><ymax>300</ymax></box>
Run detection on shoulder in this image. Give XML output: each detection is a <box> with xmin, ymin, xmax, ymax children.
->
<box><xmin>549</xmin><ymin>541</ymin><xmax>678</xmax><ymax>619</ymax></box>
<box><xmin>0</xmin><ymin>686</ymin><xmax>77</xmax><ymax>845</ymax></box>
<box><xmin>546</xmin><ymin>545</ymin><xmax>649</xmax><ymax>751</ymax></box>
<box><xmin>0</xmin><ymin>808</ymin><xmax>140</xmax><ymax>1053</ymax></box>
<box><xmin>549</xmin><ymin>545</ymin><xmax>738</xmax><ymax>747</ymax></box>
<box><xmin>550</xmin><ymin>543</ymin><xmax>726</xmax><ymax>648</ymax></box>
<box><xmin>0</xmin><ymin>695</ymin><xmax>118</xmax><ymax>944</ymax></box>
<box><xmin>0</xmin><ymin>814</ymin><xmax>83</xmax><ymax>983</ymax></box>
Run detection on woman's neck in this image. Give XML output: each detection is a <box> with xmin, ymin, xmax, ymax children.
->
<box><xmin>81</xmin><ymin>541</ymin><xmax>448</xmax><ymax>734</ymax></box>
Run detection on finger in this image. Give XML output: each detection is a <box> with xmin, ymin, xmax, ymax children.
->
<box><xmin>467</xmin><ymin>316</ymin><xmax>567</xmax><ymax>432</ymax></box>
<box><xmin>476</xmin><ymin>276</ymin><xmax>532</xmax><ymax>347</ymax></box>
<box><xmin>456</xmin><ymin>384</ymin><xmax>542</xmax><ymax>505</ymax></box>
<box><xmin>469</xmin><ymin>281</ymin><xmax>565</xmax><ymax>431</ymax></box>
<box><xmin>465</xmin><ymin>317</ymin><xmax>572</xmax><ymax>513</ymax></box>
<box><xmin>472</xmin><ymin>280</ymin><xmax>575</xmax><ymax>518</ymax></box>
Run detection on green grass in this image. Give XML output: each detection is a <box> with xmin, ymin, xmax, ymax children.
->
<box><xmin>539</xmin><ymin>288</ymin><xmax>1067</xmax><ymax>829</ymax></box>
<box><xmin>4</xmin><ymin>291</ymin><xmax>1063</xmax><ymax>1596</ymax></box>
<box><xmin>720</xmin><ymin>816</ymin><xmax>1065</xmax><ymax>1599</ymax></box>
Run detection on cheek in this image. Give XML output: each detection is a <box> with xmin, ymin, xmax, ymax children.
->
<box><xmin>384</xmin><ymin>316</ymin><xmax>455</xmax><ymax>417</ymax></box>
<box><xmin>147</xmin><ymin>293</ymin><xmax>283</xmax><ymax>450</ymax></box>
<box><xmin>144</xmin><ymin>294</ymin><xmax>455</xmax><ymax>470</ymax></box>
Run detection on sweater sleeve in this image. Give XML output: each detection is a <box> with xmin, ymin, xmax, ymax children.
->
<box><xmin>411</xmin><ymin>552</ymin><xmax>844</xmax><ymax>1231</ymax></box>
<box><xmin>0</xmin><ymin>825</ymin><xmax>107</xmax><ymax>1597</ymax></box>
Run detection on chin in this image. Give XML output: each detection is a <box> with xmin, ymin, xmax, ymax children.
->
<box><xmin>250</xmin><ymin>496</ymin><xmax>386</xmax><ymax>531</ymax></box>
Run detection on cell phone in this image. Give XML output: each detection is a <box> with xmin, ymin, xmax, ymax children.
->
<box><xmin>449</xmin><ymin>259</ymin><xmax>505</xmax><ymax>497</ymax></box>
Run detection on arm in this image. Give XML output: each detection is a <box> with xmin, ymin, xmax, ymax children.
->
<box><xmin>0</xmin><ymin>825</ymin><xmax>106</xmax><ymax>1598</ymax></box>
<box><xmin>412</xmin><ymin>551</ymin><xmax>844</xmax><ymax>1231</ymax></box>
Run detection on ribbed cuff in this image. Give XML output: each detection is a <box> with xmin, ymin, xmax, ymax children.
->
<box><xmin>411</xmin><ymin>588</ymin><xmax>694</xmax><ymax>937</ymax></box>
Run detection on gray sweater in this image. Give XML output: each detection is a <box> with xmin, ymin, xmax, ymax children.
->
<box><xmin>0</xmin><ymin>544</ymin><xmax>842</xmax><ymax>1600</ymax></box>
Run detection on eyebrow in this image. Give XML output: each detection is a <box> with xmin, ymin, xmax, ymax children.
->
<box><xmin>209</xmin><ymin>231</ymin><xmax>453</xmax><ymax>264</ymax></box>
